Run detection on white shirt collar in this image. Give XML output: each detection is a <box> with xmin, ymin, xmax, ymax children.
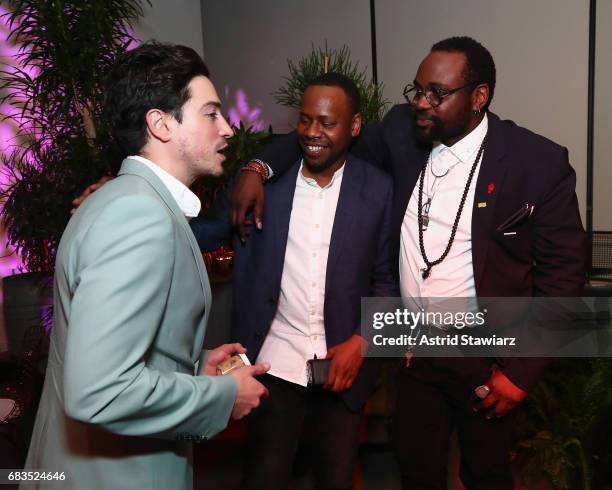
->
<box><xmin>298</xmin><ymin>159</ymin><xmax>346</xmax><ymax>189</ymax></box>
<box><xmin>128</xmin><ymin>155</ymin><xmax>201</xmax><ymax>218</ymax></box>
<box><xmin>431</xmin><ymin>112</ymin><xmax>489</xmax><ymax>164</ymax></box>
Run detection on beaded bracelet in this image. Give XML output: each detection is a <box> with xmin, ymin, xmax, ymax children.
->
<box><xmin>241</xmin><ymin>160</ymin><xmax>270</xmax><ymax>180</ymax></box>
<box><xmin>240</xmin><ymin>162</ymin><xmax>267</xmax><ymax>183</ymax></box>
<box><xmin>249</xmin><ymin>159</ymin><xmax>271</xmax><ymax>179</ymax></box>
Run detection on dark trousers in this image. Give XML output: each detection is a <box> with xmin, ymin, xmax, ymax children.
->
<box><xmin>242</xmin><ymin>374</ymin><xmax>363</xmax><ymax>490</ymax></box>
<box><xmin>392</xmin><ymin>358</ymin><xmax>516</xmax><ymax>490</ymax></box>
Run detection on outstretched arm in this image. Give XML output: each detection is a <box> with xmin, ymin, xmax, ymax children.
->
<box><xmin>229</xmin><ymin>132</ymin><xmax>301</xmax><ymax>239</ymax></box>
<box><xmin>230</xmin><ymin>118</ymin><xmax>391</xmax><ymax>240</ymax></box>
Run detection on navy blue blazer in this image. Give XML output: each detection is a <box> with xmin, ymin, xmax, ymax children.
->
<box><xmin>256</xmin><ymin>108</ymin><xmax>586</xmax><ymax>391</ymax></box>
<box><xmin>231</xmin><ymin>154</ymin><xmax>399</xmax><ymax>410</ymax></box>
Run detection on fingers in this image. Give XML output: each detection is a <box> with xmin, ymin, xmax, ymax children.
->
<box><xmin>233</xmin><ymin>384</ymin><xmax>268</xmax><ymax>421</ymax></box>
<box><xmin>230</xmin><ymin>366</ymin><xmax>270</xmax><ymax>420</ymax></box>
<box><xmin>71</xmin><ymin>176</ymin><xmax>113</xmax><ymax>213</ymax></box>
<box><xmin>474</xmin><ymin>391</ymin><xmax>498</xmax><ymax>413</ymax></box>
<box><xmin>331</xmin><ymin>378</ymin><xmax>343</xmax><ymax>392</ymax></box>
<box><xmin>324</xmin><ymin>361</ymin><xmax>355</xmax><ymax>392</ymax></box>
<box><xmin>473</xmin><ymin>392</ymin><xmax>515</xmax><ymax>419</ymax></box>
<box><xmin>71</xmin><ymin>193</ymin><xmax>88</xmax><ymax>207</ymax></box>
<box><xmin>200</xmin><ymin>347</ymin><xmax>232</xmax><ymax>375</ymax></box>
<box><xmin>233</xmin><ymin>204</ymin><xmax>249</xmax><ymax>242</ymax></box>
<box><xmin>229</xmin><ymin>207</ymin><xmax>239</xmax><ymax>237</ymax></box>
<box><xmin>481</xmin><ymin>399</ymin><xmax>512</xmax><ymax>419</ymax></box>
<box><xmin>334</xmin><ymin>375</ymin><xmax>352</xmax><ymax>392</ymax></box>
<box><xmin>330</xmin><ymin>374</ymin><xmax>354</xmax><ymax>392</ymax></box>
<box><xmin>82</xmin><ymin>181</ymin><xmax>104</xmax><ymax>197</ymax></box>
<box><xmin>473</xmin><ymin>369</ymin><xmax>526</xmax><ymax>419</ymax></box>
<box><xmin>208</xmin><ymin>350</ymin><xmax>231</xmax><ymax>364</ymax></box>
<box><xmin>248</xmin><ymin>362</ymin><xmax>270</xmax><ymax>376</ymax></box>
<box><xmin>323</xmin><ymin>341</ymin><xmax>362</xmax><ymax>392</ymax></box>
<box><xmin>229</xmin><ymin>192</ymin><xmax>246</xmax><ymax>229</ymax></box>
<box><xmin>329</xmin><ymin>359</ymin><xmax>353</xmax><ymax>391</ymax></box>
<box><xmin>229</xmin><ymin>171</ymin><xmax>265</xmax><ymax>241</ymax></box>
<box><xmin>489</xmin><ymin>400</ymin><xmax>511</xmax><ymax>418</ymax></box>
<box><xmin>480</xmin><ymin>399</ymin><xmax>499</xmax><ymax>419</ymax></box>
<box><xmin>220</xmin><ymin>342</ymin><xmax>246</xmax><ymax>355</ymax></box>
<box><xmin>210</xmin><ymin>342</ymin><xmax>246</xmax><ymax>361</ymax></box>
<box><xmin>253</xmin><ymin>195</ymin><xmax>263</xmax><ymax>230</ymax></box>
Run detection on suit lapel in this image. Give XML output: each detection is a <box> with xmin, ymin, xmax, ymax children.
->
<box><xmin>117</xmin><ymin>159</ymin><xmax>211</xmax><ymax>302</ymax></box>
<box><xmin>268</xmin><ymin>161</ymin><xmax>301</xmax><ymax>287</ymax></box>
<box><xmin>471</xmin><ymin>113</ymin><xmax>509</xmax><ymax>292</ymax></box>
<box><xmin>325</xmin><ymin>156</ymin><xmax>361</xmax><ymax>295</ymax></box>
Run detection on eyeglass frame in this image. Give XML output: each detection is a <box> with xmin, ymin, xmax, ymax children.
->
<box><xmin>402</xmin><ymin>81</ymin><xmax>480</xmax><ymax>108</ymax></box>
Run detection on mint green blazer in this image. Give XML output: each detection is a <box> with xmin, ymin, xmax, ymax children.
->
<box><xmin>22</xmin><ymin>159</ymin><xmax>237</xmax><ymax>489</ymax></box>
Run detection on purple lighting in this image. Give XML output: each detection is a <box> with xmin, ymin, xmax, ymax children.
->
<box><xmin>0</xmin><ymin>6</ymin><xmax>143</xmax><ymax>276</ymax></box>
<box><xmin>224</xmin><ymin>87</ymin><xmax>267</xmax><ymax>132</ymax></box>
<box><xmin>0</xmin><ymin>5</ymin><xmax>25</xmax><ymax>272</ymax></box>
<box><xmin>0</xmin><ymin>124</ymin><xmax>13</xmax><ymax>152</ymax></box>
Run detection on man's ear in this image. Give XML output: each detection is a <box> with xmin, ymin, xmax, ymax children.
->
<box><xmin>472</xmin><ymin>84</ymin><xmax>490</xmax><ymax>113</ymax></box>
<box><xmin>350</xmin><ymin>112</ymin><xmax>363</xmax><ymax>138</ymax></box>
<box><xmin>145</xmin><ymin>108</ymin><xmax>172</xmax><ymax>143</ymax></box>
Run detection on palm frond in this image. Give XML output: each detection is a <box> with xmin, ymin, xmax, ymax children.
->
<box><xmin>0</xmin><ymin>0</ymin><xmax>150</xmax><ymax>273</ymax></box>
<box><xmin>272</xmin><ymin>42</ymin><xmax>389</xmax><ymax>123</ymax></box>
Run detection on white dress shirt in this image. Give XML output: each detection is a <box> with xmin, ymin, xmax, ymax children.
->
<box><xmin>399</xmin><ymin>114</ymin><xmax>488</xmax><ymax>300</ymax></box>
<box><xmin>256</xmin><ymin>162</ymin><xmax>345</xmax><ymax>386</ymax></box>
<box><xmin>129</xmin><ymin>155</ymin><xmax>201</xmax><ymax>218</ymax></box>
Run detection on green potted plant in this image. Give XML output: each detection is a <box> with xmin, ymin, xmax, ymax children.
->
<box><xmin>273</xmin><ymin>42</ymin><xmax>389</xmax><ymax>123</ymax></box>
<box><xmin>0</xmin><ymin>0</ymin><xmax>149</xmax><ymax>354</ymax></box>
<box><xmin>513</xmin><ymin>358</ymin><xmax>612</xmax><ymax>489</ymax></box>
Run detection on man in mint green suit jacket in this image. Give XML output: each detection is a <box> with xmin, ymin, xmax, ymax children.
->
<box><xmin>22</xmin><ymin>42</ymin><xmax>268</xmax><ymax>489</ymax></box>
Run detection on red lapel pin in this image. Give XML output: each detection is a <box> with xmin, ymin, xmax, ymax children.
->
<box><xmin>487</xmin><ymin>183</ymin><xmax>495</xmax><ymax>194</ymax></box>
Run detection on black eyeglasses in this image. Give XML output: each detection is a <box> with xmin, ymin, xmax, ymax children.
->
<box><xmin>402</xmin><ymin>82</ymin><xmax>477</xmax><ymax>108</ymax></box>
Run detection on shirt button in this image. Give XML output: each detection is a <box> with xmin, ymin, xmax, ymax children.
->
<box><xmin>315</xmin><ymin>224</ymin><xmax>320</xmax><ymax>229</ymax></box>
<box><xmin>311</xmin><ymin>282</ymin><xmax>316</xmax><ymax>287</ymax></box>
<box><xmin>318</xmin><ymin>194</ymin><xmax>324</xmax><ymax>199</ymax></box>
<box><xmin>312</xmin><ymin>252</ymin><xmax>317</xmax><ymax>257</ymax></box>
<box><xmin>312</xmin><ymin>335</ymin><xmax>318</xmax><ymax>341</ymax></box>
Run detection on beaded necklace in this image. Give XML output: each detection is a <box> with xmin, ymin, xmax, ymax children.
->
<box><xmin>417</xmin><ymin>135</ymin><xmax>488</xmax><ymax>279</ymax></box>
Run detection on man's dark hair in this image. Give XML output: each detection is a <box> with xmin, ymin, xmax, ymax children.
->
<box><xmin>105</xmin><ymin>41</ymin><xmax>210</xmax><ymax>155</ymax></box>
<box><xmin>305</xmin><ymin>72</ymin><xmax>361</xmax><ymax>115</ymax></box>
<box><xmin>431</xmin><ymin>36</ymin><xmax>496</xmax><ymax>110</ymax></box>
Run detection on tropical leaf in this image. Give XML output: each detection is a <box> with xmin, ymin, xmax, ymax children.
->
<box><xmin>513</xmin><ymin>358</ymin><xmax>612</xmax><ymax>490</ymax></box>
<box><xmin>0</xmin><ymin>0</ymin><xmax>150</xmax><ymax>273</ymax></box>
<box><xmin>272</xmin><ymin>42</ymin><xmax>389</xmax><ymax>123</ymax></box>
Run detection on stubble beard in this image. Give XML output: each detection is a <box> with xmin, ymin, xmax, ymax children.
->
<box><xmin>414</xmin><ymin>111</ymin><xmax>473</xmax><ymax>146</ymax></box>
<box><xmin>179</xmin><ymin>139</ymin><xmax>223</xmax><ymax>180</ymax></box>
